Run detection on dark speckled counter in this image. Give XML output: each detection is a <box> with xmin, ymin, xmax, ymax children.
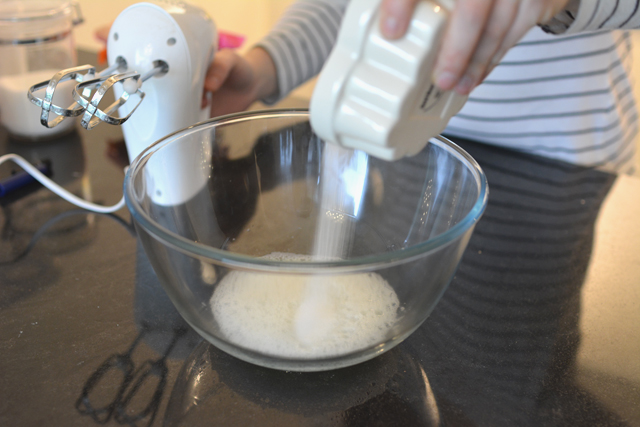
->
<box><xmin>0</xmin><ymin>52</ymin><xmax>638</xmax><ymax>427</ymax></box>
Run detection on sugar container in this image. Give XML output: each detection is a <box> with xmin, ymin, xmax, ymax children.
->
<box><xmin>0</xmin><ymin>1</ymin><xmax>83</xmax><ymax>140</ymax></box>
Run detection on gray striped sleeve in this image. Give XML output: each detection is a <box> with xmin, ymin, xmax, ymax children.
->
<box><xmin>256</xmin><ymin>0</ymin><xmax>348</xmax><ymax>104</ymax></box>
<box><xmin>545</xmin><ymin>0</ymin><xmax>640</xmax><ymax>34</ymax></box>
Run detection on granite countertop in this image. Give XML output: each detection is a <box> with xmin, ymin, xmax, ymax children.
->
<box><xmin>0</xmin><ymin>59</ymin><xmax>638</xmax><ymax>427</ymax></box>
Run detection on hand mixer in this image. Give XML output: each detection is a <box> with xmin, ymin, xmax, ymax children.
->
<box><xmin>0</xmin><ymin>0</ymin><xmax>217</xmax><ymax>211</ymax></box>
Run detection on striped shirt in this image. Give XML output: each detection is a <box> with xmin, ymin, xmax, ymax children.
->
<box><xmin>407</xmin><ymin>135</ymin><xmax>618</xmax><ymax>425</ymax></box>
<box><xmin>257</xmin><ymin>0</ymin><xmax>640</xmax><ymax>174</ymax></box>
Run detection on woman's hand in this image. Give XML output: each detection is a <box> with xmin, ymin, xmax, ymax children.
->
<box><xmin>379</xmin><ymin>0</ymin><xmax>570</xmax><ymax>94</ymax></box>
<box><xmin>203</xmin><ymin>47</ymin><xmax>277</xmax><ymax>117</ymax></box>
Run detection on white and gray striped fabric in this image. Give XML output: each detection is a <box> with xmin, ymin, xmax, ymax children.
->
<box><xmin>257</xmin><ymin>0</ymin><xmax>639</xmax><ymax>173</ymax></box>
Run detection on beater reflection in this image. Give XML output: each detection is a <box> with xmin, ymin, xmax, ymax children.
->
<box><xmin>75</xmin><ymin>325</ymin><xmax>187</xmax><ymax>426</ymax></box>
<box><xmin>74</xmin><ymin>240</ymin><xmax>202</xmax><ymax>427</ymax></box>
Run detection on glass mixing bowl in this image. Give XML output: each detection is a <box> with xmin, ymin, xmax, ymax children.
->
<box><xmin>124</xmin><ymin>110</ymin><xmax>488</xmax><ymax>372</ymax></box>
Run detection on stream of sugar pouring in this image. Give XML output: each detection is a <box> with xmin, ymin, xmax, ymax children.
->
<box><xmin>209</xmin><ymin>142</ymin><xmax>402</xmax><ymax>361</ymax></box>
<box><xmin>293</xmin><ymin>143</ymin><xmax>369</xmax><ymax>345</ymax></box>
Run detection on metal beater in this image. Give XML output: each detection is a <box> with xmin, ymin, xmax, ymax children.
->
<box><xmin>27</xmin><ymin>0</ymin><xmax>217</xmax><ymax>162</ymax></box>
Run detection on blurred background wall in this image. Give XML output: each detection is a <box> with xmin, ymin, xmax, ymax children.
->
<box><xmin>74</xmin><ymin>0</ymin><xmax>317</xmax><ymax>100</ymax></box>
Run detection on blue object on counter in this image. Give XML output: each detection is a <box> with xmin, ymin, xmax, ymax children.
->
<box><xmin>0</xmin><ymin>161</ymin><xmax>51</xmax><ymax>197</ymax></box>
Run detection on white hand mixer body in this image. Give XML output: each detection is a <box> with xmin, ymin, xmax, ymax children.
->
<box><xmin>107</xmin><ymin>1</ymin><xmax>215</xmax><ymax>161</ymax></box>
<box><xmin>23</xmin><ymin>0</ymin><xmax>217</xmax><ymax>207</ymax></box>
<box><xmin>107</xmin><ymin>1</ymin><xmax>217</xmax><ymax>206</ymax></box>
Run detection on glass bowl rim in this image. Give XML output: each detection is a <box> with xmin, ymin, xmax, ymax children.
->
<box><xmin>124</xmin><ymin>109</ymin><xmax>489</xmax><ymax>273</ymax></box>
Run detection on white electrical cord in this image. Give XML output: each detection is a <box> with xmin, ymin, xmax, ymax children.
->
<box><xmin>0</xmin><ymin>153</ymin><xmax>126</xmax><ymax>214</ymax></box>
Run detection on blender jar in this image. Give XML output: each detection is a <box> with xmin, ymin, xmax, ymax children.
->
<box><xmin>0</xmin><ymin>0</ymin><xmax>83</xmax><ymax>140</ymax></box>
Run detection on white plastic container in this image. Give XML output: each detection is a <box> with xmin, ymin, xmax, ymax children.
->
<box><xmin>310</xmin><ymin>0</ymin><xmax>467</xmax><ymax>161</ymax></box>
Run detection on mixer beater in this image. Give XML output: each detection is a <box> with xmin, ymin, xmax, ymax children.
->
<box><xmin>26</xmin><ymin>56</ymin><xmax>157</xmax><ymax>130</ymax></box>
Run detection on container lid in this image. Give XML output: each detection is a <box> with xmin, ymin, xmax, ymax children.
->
<box><xmin>0</xmin><ymin>0</ymin><xmax>83</xmax><ymax>44</ymax></box>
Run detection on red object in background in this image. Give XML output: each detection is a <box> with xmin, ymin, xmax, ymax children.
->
<box><xmin>98</xmin><ymin>48</ymin><xmax>108</xmax><ymax>65</ymax></box>
<box><xmin>217</xmin><ymin>31</ymin><xmax>245</xmax><ymax>49</ymax></box>
<box><xmin>95</xmin><ymin>28</ymin><xmax>245</xmax><ymax>65</ymax></box>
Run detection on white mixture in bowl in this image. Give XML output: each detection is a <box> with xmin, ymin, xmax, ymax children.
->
<box><xmin>209</xmin><ymin>252</ymin><xmax>400</xmax><ymax>359</ymax></box>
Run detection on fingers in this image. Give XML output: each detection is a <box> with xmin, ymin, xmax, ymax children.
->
<box><xmin>204</xmin><ymin>48</ymin><xmax>277</xmax><ymax>117</ymax></box>
<box><xmin>378</xmin><ymin>0</ymin><xmax>509</xmax><ymax>93</ymax></box>
<box><xmin>487</xmin><ymin>1</ymin><xmax>543</xmax><ymax>79</ymax></box>
<box><xmin>204</xmin><ymin>49</ymin><xmax>238</xmax><ymax>93</ymax></box>
<box><xmin>433</xmin><ymin>0</ymin><xmax>495</xmax><ymax>92</ymax></box>
<box><xmin>380</xmin><ymin>0</ymin><xmax>420</xmax><ymax>39</ymax></box>
<box><xmin>432</xmin><ymin>0</ymin><xmax>570</xmax><ymax>94</ymax></box>
<box><xmin>378</xmin><ymin>0</ymin><xmax>570</xmax><ymax>95</ymax></box>
<box><xmin>494</xmin><ymin>0</ymin><xmax>565</xmax><ymax>60</ymax></box>
<box><xmin>203</xmin><ymin>49</ymin><xmax>242</xmax><ymax>109</ymax></box>
<box><xmin>455</xmin><ymin>0</ymin><xmax>520</xmax><ymax>93</ymax></box>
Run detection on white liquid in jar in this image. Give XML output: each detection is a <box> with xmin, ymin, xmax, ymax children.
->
<box><xmin>0</xmin><ymin>69</ymin><xmax>76</xmax><ymax>139</ymax></box>
<box><xmin>210</xmin><ymin>252</ymin><xmax>400</xmax><ymax>359</ymax></box>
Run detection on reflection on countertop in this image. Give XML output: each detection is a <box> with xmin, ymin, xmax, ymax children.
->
<box><xmin>0</xmin><ymin>97</ymin><xmax>639</xmax><ymax>425</ymax></box>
